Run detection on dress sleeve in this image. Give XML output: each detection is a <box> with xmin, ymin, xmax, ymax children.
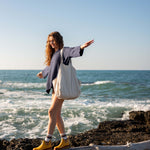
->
<box><xmin>42</xmin><ymin>66</ymin><xmax>49</xmax><ymax>79</ymax></box>
<box><xmin>63</xmin><ymin>46</ymin><xmax>84</xmax><ymax>64</ymax></box>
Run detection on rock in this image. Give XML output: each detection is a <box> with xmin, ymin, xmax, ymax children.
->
<box><xmin>129</xmin><ymin>111</ymin><xmax>146</xmax><ymax>122</ymax></box>
<box><xmin>0</xmin><ymin>139</ymin><xmax>7</xmax><ymax>150</ymax></box>
<box><xmin>129</xmin><ymin>111</ymin><xmax>150</xmax><ymax>123</ymax></box>
<box><xmin>145</xmin><ymin>111</ymin><xmax>150</xmax><ymax>125</ymax></box>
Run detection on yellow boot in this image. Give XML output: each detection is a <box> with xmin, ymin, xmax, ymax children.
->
<box><xmin>33</xmin><ymin>140</ymin><xmax>52</xmax><ymax>150</ymax></box>
<box><xmin>54</xmin><ymin>138</ymin><xmax>71</xmax><ymax>150</ymax></box>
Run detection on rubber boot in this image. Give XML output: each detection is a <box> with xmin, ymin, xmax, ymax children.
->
<box><xmin>33</xmin><ymin>140</ymin><xmax>52</xmax><ymax>150</ymax></box>
<box><xmin>54</xmin><ymin>138</ymin><xmax>71</xmax><ymax>150</ymax></box>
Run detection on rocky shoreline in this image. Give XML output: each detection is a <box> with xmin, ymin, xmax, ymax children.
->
<box><xmin>0</xmin><ymin>111</ymin><xmax>150</xmax><ymax>150</ymax></box>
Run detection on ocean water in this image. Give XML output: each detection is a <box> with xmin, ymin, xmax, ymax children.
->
<box><xmin>0</xmin><ymin>70</ymin><xmax>150</xmax><ymax>140</ymax></box>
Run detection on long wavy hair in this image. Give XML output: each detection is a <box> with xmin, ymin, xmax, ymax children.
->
<box><xmin>45</xmin><ymin>31</ymin><xmax>64</xmax><ymax>66</ymax></box>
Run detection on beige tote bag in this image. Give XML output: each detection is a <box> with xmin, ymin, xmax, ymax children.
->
<box><xmin>52</xmin><ymin>48</ymin><xmax>81</xmax><ymax>100</ymax></box>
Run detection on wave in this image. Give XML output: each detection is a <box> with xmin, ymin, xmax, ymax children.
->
<box><xmin>1</xmin><ymin>96</ymin><xmax>150</xmax><ymax>140</ymax></box>
<box><xmin>2</xmin><ymin>81</ymin><xmax>46</xmax><ymax>89</ymax></box>
<box><xmin>82</xmin><ymin>80</ymin><xmax>115</xmax><ymax>86</ymax></box>
<box><xmin>1</xmin><ymin>80</ymin><xmax>115</xmax><ymax>89</ymax></box>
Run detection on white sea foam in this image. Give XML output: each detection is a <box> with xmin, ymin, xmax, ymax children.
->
<box><xmin>1</xmin><ymin>89</ymin><xmax>150</xmax><ymax>140</ymax></box>
<box><xmin>82</xmin><ymin>80</ymin><xmax>115</xmax><ymax>86</ymax></box>
<box><xmin>0</xmin><ymin>121</ymin><xmax>17</xmax><ymax>139</ymax></box>
<box><xmin>65</xmin><ymin>116</ymin><xmax>91</xmax><ymax>134</ymax></box>
<box><xmin>64</xmin><ymin>98</ymin><xmax>150</xmax><ymax>121</ymax></box>
<box><xmin>0</xmin><ymin>89</ymin><xmax>7</xmax><ymax>94</ymax></box>
<box><xmin>2</xmin><ymin>81</ymin><xmax>46</xmax><ymax>89</ymax></box>
<box><xmin>122</xmin><ymin>99</ymin><xmax>150</xmax><ymax>120</ymax></box>
<box><xmin>1</xmin><ymin>89</ymin><xmax>49</xmax><ymax>104</ymax></box>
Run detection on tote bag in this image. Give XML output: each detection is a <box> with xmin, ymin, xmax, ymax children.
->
<box><xmin>52</xmin><ymin>48</ymin><xmax>81</xmax><ymax>100</ymax></box>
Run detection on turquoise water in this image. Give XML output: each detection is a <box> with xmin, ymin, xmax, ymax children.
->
<box><xmin>0</xmin><ymin>70</ymin><xmax>150</xmax><ymax>140</ymax></box>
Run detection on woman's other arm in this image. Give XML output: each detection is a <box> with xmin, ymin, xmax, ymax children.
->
<box><xmin>37</xmin><ymin>72</ymin><xmax>43</xmax><ymax>78</ymax></box>
<box><xmin>37</xmin><ymin>66</ymin><xmax>49</xmax><ymax>79</ymax></box>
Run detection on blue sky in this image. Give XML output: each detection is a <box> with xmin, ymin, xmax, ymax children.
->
<box><xmin>0</xmin><ymin>0</ymin><xmax>150</xmax><ymax>70</ymax></box>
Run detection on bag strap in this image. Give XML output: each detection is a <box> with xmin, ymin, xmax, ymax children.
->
<box><xmin>60</xmin><ymin>48</ymin><xmax>63</xmax><ymax>63</ymax></box>
<box><xmin>60</xmin><ymin>48</ymin><xmax>72</xmax><ymax>65</ymax></box>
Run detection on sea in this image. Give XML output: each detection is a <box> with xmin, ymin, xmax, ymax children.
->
<box><xmin>0</xmin><ymin>70</ymin><xmax>150</xmax><ymax>141</ymax></box>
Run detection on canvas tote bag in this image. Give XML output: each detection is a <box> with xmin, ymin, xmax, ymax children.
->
<box><xmin>52</xmin><ymin>48</ymin><xmax>81</xmax><ymax>100</ymax></box>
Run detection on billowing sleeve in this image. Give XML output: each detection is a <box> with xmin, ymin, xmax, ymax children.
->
<box><xmin>42</xmin><ymin>66</ymin><xmax>49</xmax><ymax>79</ymax></box>
<box><xmin>63</xmin><ymin>46</ymin><xmax>84</xmax><ymax>64</ymax></box>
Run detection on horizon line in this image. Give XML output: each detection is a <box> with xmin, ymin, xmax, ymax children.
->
<box><xmin>0</xmin><ymin>69</ymin><xmax>150</xmax><ymax>71</ymax></box>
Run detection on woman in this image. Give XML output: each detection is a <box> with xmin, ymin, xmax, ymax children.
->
<box><xmin>34</xmin><ymin>31</ymin><xmax>94</xmax><ymax>150</ymax></box>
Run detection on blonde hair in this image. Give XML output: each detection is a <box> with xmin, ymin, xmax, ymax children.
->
<box><xmin>45</xmin><ymin>31</ymin><xmax>64</xmax><ymax>66</ymax></box>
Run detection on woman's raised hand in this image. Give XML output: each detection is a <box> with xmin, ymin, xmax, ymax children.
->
<box><xmin>37</xmin><ymin>72</ymin><xmax>43</xmax><ymax>79</ymax></box>
<box><xmin>80</xmin><ymin>40</ymin><xmax>94</xmax><ymax>50</ymax></box>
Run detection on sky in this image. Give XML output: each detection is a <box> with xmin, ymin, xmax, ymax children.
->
<box><xmin>0</xmin><ymin>0</ymin><xmax>150</xmax><ymax>70</ymax></box>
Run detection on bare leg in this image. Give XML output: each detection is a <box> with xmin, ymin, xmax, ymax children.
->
<box><xmin>56</xmin><ymin>105</ymin><xmax>65</xmax><ymax>134</ymax></box>
<box><xmin>47</xmin><ymin>94</ymin><xmax>64</xmax><ymax>135</ymax></box>
<box><xmin>51</xmin><ymin>92</ymin><xmax>65</xmax><ymax>134</ymax></box>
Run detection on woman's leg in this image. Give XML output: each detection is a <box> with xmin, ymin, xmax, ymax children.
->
<box><xmin>56</xmin><ymin>104</ymin><xmax>65</xmax><ymax>134</ymax></box>
<box><xmin>47</xmin><ymin>94</ymin><xmax>64</xmax><ymax>135</ymax></box>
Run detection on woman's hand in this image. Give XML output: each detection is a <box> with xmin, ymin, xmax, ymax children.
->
<box><xmin>37</xmin><ymin>72</ymin><xmax>43</xmax><ymax>79</ymax></box>
<box><xmin>80</xmin><ymin>40</ymin><xmax>94</xmax><ymax>50</ymax></box>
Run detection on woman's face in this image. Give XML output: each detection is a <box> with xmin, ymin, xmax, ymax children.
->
<box><xmin>49</xmin><ymin>36</ymin><xmax>59</xmax><ymax>50</ymax></box>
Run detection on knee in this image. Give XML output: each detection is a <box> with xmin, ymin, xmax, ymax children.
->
<box><xmin>48</xmin><ymin>108</ymin><xmax>55</xmax><ymax>117</ymax></box>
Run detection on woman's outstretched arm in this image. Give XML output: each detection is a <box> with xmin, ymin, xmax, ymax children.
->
<box><xmin>63</xmin><ymin>40</ymin><xmax>94</xmax><ymax>64</ymax></box>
